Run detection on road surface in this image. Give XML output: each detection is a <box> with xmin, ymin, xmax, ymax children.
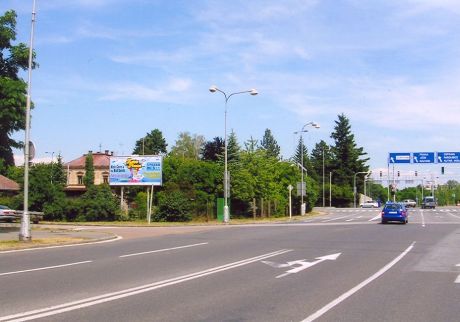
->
<box><xmin>1</xmin><ymin>207</ymin><xmax>459</xmax><ymax>321</ymax></box>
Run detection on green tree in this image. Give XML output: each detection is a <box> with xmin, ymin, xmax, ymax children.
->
<box><xmin>293</xmin><ymin>136</ymin><xmax>312</xmax><ymax>175</ymax></box>
<box><xmin>0</xmin><ymin>10</ymin><xmax>37</xmax><ymax>167</ymax></box>
<box><xmin>227</xmin><ymin>130</ymin><xmax>241</xmax><ymax>163</ymax></box>
<box><xmin>170</xmin><ymin>132</ymin><xmax>205</xmax><ymax>160</ymax></box>
<box><xmin>330</xmin><ymin>114</ymin><xmax>369</xmax><ymax>203</ymax></box>
<box><xmin>260</xmin><ymin>128</ymin><xmax>281</xmax><ymax>159</ymax></box>
<box><xmin>310</xmin><ymin>140</ymin><xmax>332</xmax><ymax>183</ymax></box>
<box><xmin>78</xmin><ymin>185</ymin><xmax>119</xmax><ymax>221</ymax></box>
<box><xmin>132</xmin><ymin>129</ymin><xmax>167</xmax><ymax>155</ymax></box>
<box><xmin>83</xmin><ymin>152</ymin><xmax>94</xmax><ymax>188</ymax></box>
<box><xmin>51</xmin><ymin>153</ymin><xmax>67</xmax><ymax>187</ymax></box>
<box><xmin>202</xmin><ymin>137</ymin><xmax>224</xmax><ymax>162</ymax></box>
<box><xmin>155</xmin><ymin>190</ymin><xmax>192</xmax><ymax>222</ymax></box>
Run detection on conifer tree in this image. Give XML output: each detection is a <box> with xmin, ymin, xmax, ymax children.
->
<box><xmin>260</xmin><ymin>128</ymin><xmax>281</xmax><ymax>159</ymax></box>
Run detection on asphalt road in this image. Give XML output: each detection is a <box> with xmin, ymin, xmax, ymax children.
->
<box><xmin>1</xmin><ymin>207</ymin><xmax>459</xmax><ymax>322</ymax></box>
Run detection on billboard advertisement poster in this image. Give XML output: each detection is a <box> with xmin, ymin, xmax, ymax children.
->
<box><xmin>109</xmin><ymin>156</ymin><xmax>162</xmax><ymax>186</ymax></box>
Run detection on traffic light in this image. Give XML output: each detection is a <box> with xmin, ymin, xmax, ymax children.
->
<box><xmin>379</xmin><ymin>171</ymin><xmax>382</xmax><ymax>177</ymax></box>
<box><xmin>415</xmin><ymin>170</ymin><xmax>418</xmax><ymax>177</ymax></box>
<box><xmin>397</xmin><ymin>170</ymin><xmax>400</xmax><ymax>177</ymax></box>
<box><xmin>441</xmin><ymin>166</ymin><xmax>445</xmax><ymax>175</ymax></box>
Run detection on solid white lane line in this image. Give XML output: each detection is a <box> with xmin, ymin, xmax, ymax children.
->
<box><xmin>420</xmin><ymin>210</ymin><xmax>426</xmax><ymax>227</ymax></box>
<box><xmin>321</xmin><ymin>215</ymin><xmax>350</xmax><ymax>222</ymax></box>
<box><xmin>0</xmin><ymin>261</ymin><xmax>92</xmax><ymax>277</ymax></box>
<box><xmin>0</xmin><ymin>249</ymin><xmax>291</xmax><ymax>322</ymax></box>
<box><xmin>301</xmin><ymin>241</ymin><xmax>416</xmax><ymax>322</ymax></box>
<box><xmin>119</xmin><ymin>242</ymin><xmax>209</xmax><ymax>258</ymax></box>
<box><xmin>368</xmin><ymin>214</ymin><xmax>381</xmax><ymax>221</ymax></box>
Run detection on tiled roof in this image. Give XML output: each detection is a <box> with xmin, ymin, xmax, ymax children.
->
<box><xmin>0</xmin><ymin>175</ymin><xmax>20</xmax><ymax>191</ymax></box>
<box><xmin>65</xmin><ymin>152</ymin><xmax>111</xmax><ymax>169</ymax></box>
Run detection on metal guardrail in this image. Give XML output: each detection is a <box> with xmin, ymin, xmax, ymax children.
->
<box><xmin>13</xmin><ymin>211</ymin><xmax>44</xmax><ymax>224</ymax></box>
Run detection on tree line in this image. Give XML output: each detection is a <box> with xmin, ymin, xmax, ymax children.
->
<box><xmin>0</xmin><ymin>9</ymin><xmax>372</xmax><ymax>222</ymax></box>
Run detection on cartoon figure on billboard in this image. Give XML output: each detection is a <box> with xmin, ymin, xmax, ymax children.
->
<box><xmin>125</xmin><ymin>158</ymin><xmax>143</xmax><ymax>182</ymax></box>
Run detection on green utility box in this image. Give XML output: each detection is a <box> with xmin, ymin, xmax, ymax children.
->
<box><xmin>217</xmin><ymin>198</ymin><xmax>224</xmax><ymax>222</ymax></box>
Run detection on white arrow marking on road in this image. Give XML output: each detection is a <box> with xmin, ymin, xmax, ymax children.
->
<box><xmin>455</xmin><ymin>264</ymin><xmax>460</xmax><ymax>284</ymax></box>
<box><xmin>262</xmin><ymin>253</ymin><xmax>341</xmax><ymax>278</ymax></box>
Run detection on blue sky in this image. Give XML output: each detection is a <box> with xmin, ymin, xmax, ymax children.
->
<box><xmin>2</xmin><ymin>0</ymin><xmax>460</xmax><ymax>180</ymax></box>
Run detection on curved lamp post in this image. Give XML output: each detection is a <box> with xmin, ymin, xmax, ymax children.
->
<box><xmin>209</xmin><ymin>85</ymin><xmax>258</xmax><ymax>223</ymax></box>
<box><xmin>294</xmin><ymin>122</ymin><xmax>320</xmax><ymax>215</ymax></box>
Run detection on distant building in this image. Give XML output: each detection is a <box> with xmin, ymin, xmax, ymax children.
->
<box><xmin>65</xmin><ymin>150</ymin><xmax>112</xmax><ymax>193</ymax></box>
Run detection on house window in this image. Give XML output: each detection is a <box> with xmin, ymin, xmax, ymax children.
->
<box><xmin>77</xmin><ymin>172</ymin><xmax>84</xmax><ymax>185</ymax></box>
<box><xmin>103</xmin><ymin>172</ymin><xmax>109</xmax><ymax>184</ymax></box>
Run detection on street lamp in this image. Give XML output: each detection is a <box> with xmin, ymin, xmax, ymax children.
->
<box><xmin>354</xmin><ymin>171</ymin><xmax>370</xmax><ymax>208</ymax></box>
<box><xmin>294</xmin><ymin>122</ymin><xmax>320</xmax><ymax>215</ymax></box>
<box><xmin>20</xmin><ymin>0</ymin><xmax>37</xmax><ymax>242</ymax></box>
<box><xmin>209</xmin><ymin>85</ymin><xmax>258</xmax><ymax>223</ymax></box>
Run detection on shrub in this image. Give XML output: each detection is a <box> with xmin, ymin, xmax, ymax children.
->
<box><xmin>154</xmin><ymin>190</ymin><xmax>192</xmax><ymax>222</ymax></box>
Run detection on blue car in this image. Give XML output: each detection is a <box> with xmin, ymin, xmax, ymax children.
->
<box><xmin>381</xmin><ymin>202</ymin><xmax>408</xmax><ymax>224</ymax></box>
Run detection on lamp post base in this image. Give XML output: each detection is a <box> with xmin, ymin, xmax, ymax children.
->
<box><xmin>224</xmin><ymin>205</ymin><xmax>230</xmax><ymax>223</ymax></box>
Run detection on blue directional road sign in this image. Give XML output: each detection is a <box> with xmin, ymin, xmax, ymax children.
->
<box><xmin>389</xmin><ymin>152</ymin><xmax>411</xmax><ymax>164</ymax></box>
<box><xmin>437</xmin><ymin>152</ymin><xmax>460</xmax><ymax>163</ymax></box>
<box><xmin>413</xmin><ymin>152</ymin><xmax>435</xmax><ymax>164</ymax></box>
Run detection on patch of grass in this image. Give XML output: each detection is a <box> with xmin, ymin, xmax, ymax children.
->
<box><xmin>0</xmin><ymin>237</ymin><xmax>90</xmax><ymax>251</ymax></box>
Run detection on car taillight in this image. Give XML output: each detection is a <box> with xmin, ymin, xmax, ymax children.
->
<box><xmin>381</xmin><ymin>211</ymin><xmax>384</xmax><ymax>216</ymax></box>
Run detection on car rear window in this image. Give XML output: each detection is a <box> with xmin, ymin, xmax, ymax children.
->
<box><xmin>384</xmin><ymin>204</ymin><xmax>400</xmax><ymax>211</ymax></box>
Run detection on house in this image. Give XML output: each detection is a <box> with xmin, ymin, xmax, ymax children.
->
<box><xmin>0</xmin><ymin>174</ymin><xmax>20</xmax><ymax>196</ymax></box>
<box><xmin>65</xmin><ymin>150</ymin><xmax>112</xmax><ymax>193</ymax></box>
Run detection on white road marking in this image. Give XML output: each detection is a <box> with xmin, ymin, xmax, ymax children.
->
<box><xmin>321</xmin><ymin>215</ymin><xmax>350</xmax><ymax>223</ymax></box>
<box><xmin>420</xmin><ymin>210</ymin><xmax>426</xmax><ymax>227</ymax></box>
<box><xmin>119</xmin><ymin>242</ymin><xmax>209</xmax><ymax>258</ymax></box>
<box><xmin>0</xmin><ymin>261</ymin><xmax>92</xmax><ymax>277</ymax></box>
<box><xmin>267</xmin><ymin>253</ymin><xmax>341</xmax><ymax>278</ymax></box>
<box><xmin>0</xmin><ymin>236</ymin><xmax>123</xmax><ymax>254</ymax></box>
<box><xmin>0</xmin><ymin>249</ymin><xmax>291</xmax><ymax>322</ymax></box>
<box><xmin>368</xmin><ymin>214</ymin><xmax>381</xmax><ymax>222</ymax></box>
<box><xmin>455</xmin><ymin>264</ymin><xmax>460</xmax><ymax>284</ymax></box>
<box><xmin>447</xmin><ymin>212</ymin><xmax>460</xmax><ymax>220</ymax></box>
<box><xmin>301</xmin><ymin>241</ymin><xmax>416</xmax><ymax>322</ymax></box>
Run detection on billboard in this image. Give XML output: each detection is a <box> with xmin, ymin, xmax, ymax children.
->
<box><xmin>109</xmin><ymin>155</ymin><xmax>162</xmax><ymax>186</ymax></box>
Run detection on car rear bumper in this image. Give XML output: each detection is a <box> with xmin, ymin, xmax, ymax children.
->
<box><xmin>382</xmin><ymin>215</ymin><xmax>407</xmax><ymax>222</ymax></box>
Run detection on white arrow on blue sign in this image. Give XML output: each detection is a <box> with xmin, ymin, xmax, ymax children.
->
<box><xmin>413</xmin><ymin>152</ymin><xmax>435</xmax><ymax>163</ymax></box>
<box><xmin>437</xmin><ymin>152</ymin><xmax>460</xmax><ymax>163</ymax></box>
<box><xmin>389</xmin><ymin>153</ymin><xmax>411</xmax><ymax>164</ymax></box>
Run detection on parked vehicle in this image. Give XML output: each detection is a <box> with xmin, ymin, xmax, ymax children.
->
<box><xmin>360</xmin><ymin>200</ymin><xmax>379</xmax><ymax>208</ymax></box>
<box><xmin>381</xmin><ymin>202</ymin><xmax>408</xmax><ymax>224</ymax></box>
<box><xmin>421</xmin><ymin>196</ymin><xmax>436</xmax><ymax>209</ymax></box>
<box><xmin>402</xmin><ymin>199</ymin><xmax>416</xmax><ymax>208</ymax></box>
<box><xmin>0</xmin><ymin>205</ymin><xmax>16</xmax><ymax>222</ymax></box>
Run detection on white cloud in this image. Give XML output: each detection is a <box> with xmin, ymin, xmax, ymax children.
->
<box><xmin>98</xmin><ymin>77</ymin><xmax>193</xmax><ymax>102</ymax></box>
